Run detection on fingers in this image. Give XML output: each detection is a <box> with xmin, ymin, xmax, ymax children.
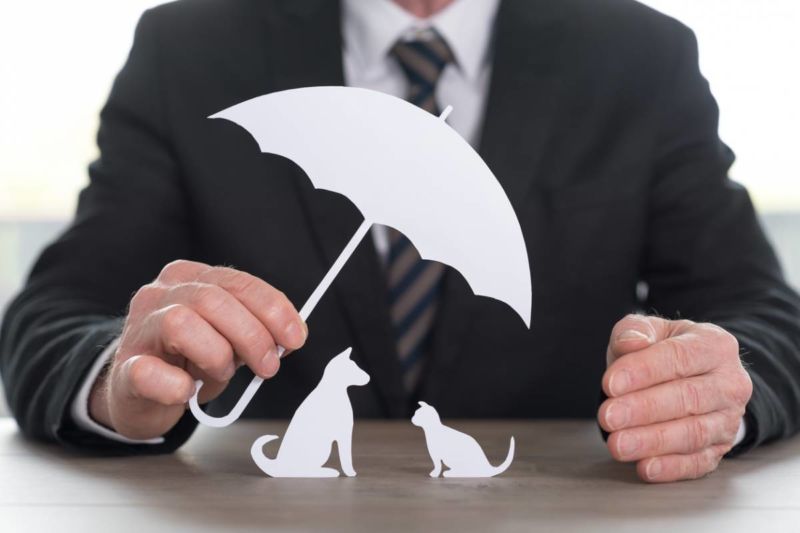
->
<box><xmin>149</xmin><ymin>304</ymin><xmax>237</xmax><ymax>382</ymax></box>
<box><xmin>156</xmin><ymin>261</ymin><xmax>307</xmax><ymax>357</ymax></box>
<box><xmin>606</xmin><ymin>314</ymin><xmax>662</xmax><ymax>363</ymax></box>
<box><xmin>606</xmin><ymin>411</ymin><xmax>738</xmax><ymax>462</ymax></box>
<box><xmin>118</xmin><ymin>354</ymin><xmax>196</xmax><ymax>406</ymax></box>
<box><xmin>195</xmin><ymin>267</ymin><xmax>307</xmax><ymax>351</ymax></box>
<box><xmin>107</xmin><ymin>355</ymin><xmax>196</xmax><ymax>440</ymax></box>
<box><xmin>156</xmin><ymin>259</ymin><xmax>212</xmax><ymax>285</ymax></box>
<box><xmin>603</xmin><ymin>330</ymin><xmax>726</xmax><ymax>398</ymax></box>
<box><xmin>163</xmin><ymin>283</ymin><xmax>280</xmax><ymax>378</ymax></box>
<box><xmin>637</xmin><ymin>445</ymin><xmax>728</xmax><ymax>483</ymax></box>
<box><xmin>151</xmin><ymin>262</ymin><xmax>307</xmax><ymax>364</ymax></box>
<box><xmin>599</xmin><ymin>374</ymin><xmax>734</xmax><ymax>432</ymax></box>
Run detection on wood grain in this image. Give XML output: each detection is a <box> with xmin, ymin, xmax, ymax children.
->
<box><xmin>2</xmin><ymin>418</ymin><xmax>800</xmax><ymax>532</ymax></box>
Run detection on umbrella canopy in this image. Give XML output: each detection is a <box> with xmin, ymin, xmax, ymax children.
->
<box><xmin>211</xmin><ymin>86</ymin><xmax>531</xmax><ymax>326</ymax></box>
<box><xmin>190</xmin><ymin>86</ymin><xmax>532</xmax><ymax>428</ymax></box>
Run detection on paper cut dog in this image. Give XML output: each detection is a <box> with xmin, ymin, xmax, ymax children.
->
<box><xmin>250</xmin><ymin>347</ymin><xmax>370</xmax><ymax>478</ymax></box>
<box><xmin>412</xmin><ymin>401</ymin><xmax>515</xmax><ymax>478</ymax></box>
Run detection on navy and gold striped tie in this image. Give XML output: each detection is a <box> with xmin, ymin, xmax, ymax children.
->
<box><xmin>388</xmin><ymin>32</ymin><xmax>454</xmax><ymax>393</ymax></box>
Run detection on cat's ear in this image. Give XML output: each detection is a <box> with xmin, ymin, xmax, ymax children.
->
<box><xmin>418</xmin><ymin>401</ymin><xmax>429</xmax><ymax>407</ymax></box>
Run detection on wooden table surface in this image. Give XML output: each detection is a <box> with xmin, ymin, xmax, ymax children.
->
<box><xmin>2</xmin><ymin>418</ymin><xmax>800</xmax><ymax>532</ymax></box>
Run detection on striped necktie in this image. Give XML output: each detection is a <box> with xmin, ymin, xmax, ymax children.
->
<box><xmin>387</xmin><ymin>32</ymin><xmax>454</xmax><ymax>393</ymax></box>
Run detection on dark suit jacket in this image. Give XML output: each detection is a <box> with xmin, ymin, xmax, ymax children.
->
<box><xmin>2</xmin><ymin>0</ymin><xmax>800</xmax><ymax>455</ymax></box>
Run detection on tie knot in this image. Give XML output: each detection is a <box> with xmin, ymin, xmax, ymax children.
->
<box><xmin>390</xmin><ymin>31</ymin><xmax>454</xmax><ymax>113</ymax></box>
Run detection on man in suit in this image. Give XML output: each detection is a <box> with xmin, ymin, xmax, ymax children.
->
<box><xmin>2</xmin><ymin>0</ymin><xmax>799</xmax><ymax>483</ymax></box>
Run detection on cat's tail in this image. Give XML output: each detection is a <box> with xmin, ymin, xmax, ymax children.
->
<box><xmin>250</xmin><ymin>435</ymin><xmax>281</xmax><ymax>476</ymax></box>
<box><xmin>490</xmin><ymin>436</ymin><xmax>515</xmax><ymax>477</ymax></box>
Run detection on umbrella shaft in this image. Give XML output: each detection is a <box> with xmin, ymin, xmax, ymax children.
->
<box><xmin>297</xmin><ymin>219</ymin><xmax>373</xmax><ymax>321</ymax></box>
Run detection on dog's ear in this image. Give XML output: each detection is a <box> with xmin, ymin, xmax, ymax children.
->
<box><xmin>335</xmin><ymin>347</ymin><xmax>353</xmax><ymax>361</ymax></box>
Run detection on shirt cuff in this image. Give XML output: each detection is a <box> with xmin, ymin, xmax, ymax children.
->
<box><xmin>733</xmin><ymin>416</ymin><xmax>747</xmax><ymax>447</ymax></box>
<box><xmin>70</xmin><ymin>337</ymin><xmax>164</xmax><ymax>445</ymax></box>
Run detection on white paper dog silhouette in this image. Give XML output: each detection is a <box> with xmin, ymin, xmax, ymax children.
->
<box><xmin>250</xmin><ymin>347</ymin><xmax>370</xmax><ymax>478</ymax></box>
<box><xmin>412</xmin><ymin>401</ymin><xmax>515</xmax><ymax>478</ymax></box>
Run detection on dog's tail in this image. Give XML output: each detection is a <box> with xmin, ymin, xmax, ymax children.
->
<box><xmin>490</xmin><ymin>436</ymin><xmax>515</xmax><ymax>477</ymax></box>
<box><xmin>250</xmin><ymin>435</ymin><xmax>281</xmax><ymax>476</ymax></box>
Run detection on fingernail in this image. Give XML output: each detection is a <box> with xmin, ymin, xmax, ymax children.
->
<box><xmin>261</xmin><ymin>347</ymin><xmax>279</xmax><ymax>377</ymax></box>
<box><xmin>646</xmin><ymin>459</ymin><xmax>662</xmax><ymax>480</ymax></box>
<box><xmin>605</xmin><ymin>402</ymin><xmax>630</xmax><ymax>430</ymax></box>
<box><xmin>617</xmin><ymin>330</ymin><xmax>651</xmax><ymax>343</ymax></box>
<box><xmin>608</xmin><ymin>369</ymin><xmax>631</xmax><ymax>396</ymax></box>
<box><xmin>617</xmin><ymin>432</ymin><xmax>640</xmax><ymax>458</ymax></box>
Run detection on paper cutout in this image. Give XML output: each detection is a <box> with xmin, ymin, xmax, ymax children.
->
<box><xmin>412</xmin><ymin>402</ymin><xmax>515</xmax><ymax>478</ymax></box>
<box><xmin>250</xmin><ymin>347</ymin><xmax>369</xmax><ymax>478</ymax></box>
<box><xmin>190</xmin><ymin>86</ymin><xmax>532</xmax><ymax>428</ymax></box>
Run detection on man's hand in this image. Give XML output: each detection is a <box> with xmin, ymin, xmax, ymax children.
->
<box><xmin>598</xmin><ymin>314</ymin><xmax>752</xmax><ymax>483</ymax></box>
<box><xmin>89</xmin><ymin>260</ymin><xmax>307</xmax><ymax>440</ymax></box>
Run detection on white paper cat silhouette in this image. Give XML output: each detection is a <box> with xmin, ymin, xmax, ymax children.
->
<box><xmin>250</xmin><ymin>347</ymin><xmax>370</xmax><ymax>478</ymax></box>
<box><xmin>412</xmin><ymin>401</ymin><xmax>515</xmax><ymax>478</ymax></box>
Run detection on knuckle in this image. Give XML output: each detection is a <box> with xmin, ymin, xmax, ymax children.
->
<box><xmin>700</xmin><ymin>323</ymin><xmax>739</xmax><ymax>360</ymax></box>
<box><xmin>160</xmin><ymin>305</ymin><xmax>193</xmax><ymax>344</ymax></box>
<box><xmin>722</xmin><ymin>414</ymin><xmax>741</xmax><ymax>443</ymax></box>
<box><xmin>240</xmin><ymin>327</ymin><xmax>272</xmax><ymax>358</ymax></box>
<box><xmin>690</xmin><ymin>418</ymin><xmax>711</xmax><ymax>450</ymax></box>
<box><xmin>720</xmin><ymin>330</ymin><xmax>740</xmax><ymax>358</ymax></box>
<box><xmin>159</xmin><ymin>259</ymin><xmax>192</xmax><ymax>280</ymax></box>
<box><xmin>688</xmin><ymin>452</ymin><xmax>704</xmax><ymax>479</ymax></box>
<box><xmin>190</xmin><ymin>349</ymin><xmax>230</xmax><ymax>378</ymax></box>
<box><xmin>680</xmin><ymin>380</ymin><xmax>703</xmax><ymax>415</ymax></box>
<box><xmin>732</xmin><ymin>370</ymin><xmax>754</xmax><ymax>406</ymax></box>
<box><xmin>640</xmin><ymin>392</ymin><xmax>659</xmax><ymax>421</ymax></box>
<box><xmin>652</xmin><ymin>426</ymin><xmax>668</xmax><ymax>454</ymax></box>
<box><xmin>192</xmin><ymin>284</ymin><xmax>228</xmax><ymax>316</ymax></box>
<box><xmin>225</xmin><ymin>269</ymin><xmax>258</xmax><ymax>294</ymax></box>
<box><xmin>129</xmin><ymin>284</ymin><xmax>161</xmax><ymax>314</ymax></box>
<box><xmin>203</xmin><ymin>354</ymin><xmax>231</xmax><ymax>378</ymax></box>
<box><xmin>667</xmin><ymin>338</ymin><xmax>694</xmax><ymax>379</ymax></box>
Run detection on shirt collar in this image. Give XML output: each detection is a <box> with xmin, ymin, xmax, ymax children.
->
<box><xmin>342</xmin><ymin>0</ymin><xmax>501</xmax><ymax>82</ymax></box>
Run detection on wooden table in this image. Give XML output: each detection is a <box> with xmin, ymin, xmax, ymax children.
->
<box><xmin>2</xmin><ymin>418</ymin><xmax>800</xmax><ymax>532</ymax></box>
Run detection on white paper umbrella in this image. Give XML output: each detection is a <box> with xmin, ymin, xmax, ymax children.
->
<box><xmin>190</xmin><ymin>86</ymin><xmax>531</xmax><ymax>427</ymax></box>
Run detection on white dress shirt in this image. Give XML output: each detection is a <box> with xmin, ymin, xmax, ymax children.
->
<box><xmin>72</xmin><ymin>0</ymin><xmax>745</xmax><ymax>448</ymax></box>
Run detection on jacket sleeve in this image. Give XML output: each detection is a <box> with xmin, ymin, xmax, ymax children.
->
<box><xmin>642</xmin><ymin>25</ymin><xmax>800</xmax><ymax>453</ymax></box>
<box><xmin>0</xmin><ymin>9</ymin><xmax>198</xmax><ymax>454</ymax></box>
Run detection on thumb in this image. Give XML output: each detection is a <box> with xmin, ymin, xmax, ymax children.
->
<box><xmin>606</xmin><ymin>314</ymin><xmax>668</xmax><ymax>365</ymax></box>
<box><xmin>107</xmin><ymin>354</ymin><xmax>194</xmax><ymax>440</ymax></box>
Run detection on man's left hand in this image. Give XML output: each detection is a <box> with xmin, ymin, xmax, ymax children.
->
<box><xmin>598</xmin><ymin>315</ymin><xmax>752</xmax><ymax>483</ymax></box>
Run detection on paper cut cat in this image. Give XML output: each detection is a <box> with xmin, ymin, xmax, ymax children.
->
<box><xmin>250</xmin><ymin>347</ymin><xmax>370</xmax><ymax>478</ymax></box>
<box><xmin>412</xmin><ymin>401</ymin><xmax>515</xmax><ymax>478</ymax></box>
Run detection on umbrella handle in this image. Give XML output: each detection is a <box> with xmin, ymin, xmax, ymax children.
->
<box><xmin>189</xmin><ymin>219</ymin><xmax>373</xmax><ymax>428</ymax></box>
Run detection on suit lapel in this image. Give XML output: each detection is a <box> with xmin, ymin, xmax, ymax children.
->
<box><xmin>424</xmin><ymin>0</ymin><xmax>567</xmax><ymax>390</ymax></box>
<box><xmin>262</xmin><ymin>0</ymin><xmax>407</xmax><ymax>416</ymax></box>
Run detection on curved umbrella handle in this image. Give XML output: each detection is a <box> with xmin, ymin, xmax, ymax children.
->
<box><xmin>189</xmin><ymin>374</ymin><xmax>265</xmax><ymax>428</ymax></box>
<box><xmin>187</xmin><ymin>219</ymin><xmax>373</xmax><ymax>427</ymax></box>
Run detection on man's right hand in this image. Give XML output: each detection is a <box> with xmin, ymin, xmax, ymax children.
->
<box><xmin>89</xmin><ymin>260</ymin><xmax>308</xmax><ymax>440</ymax></box>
